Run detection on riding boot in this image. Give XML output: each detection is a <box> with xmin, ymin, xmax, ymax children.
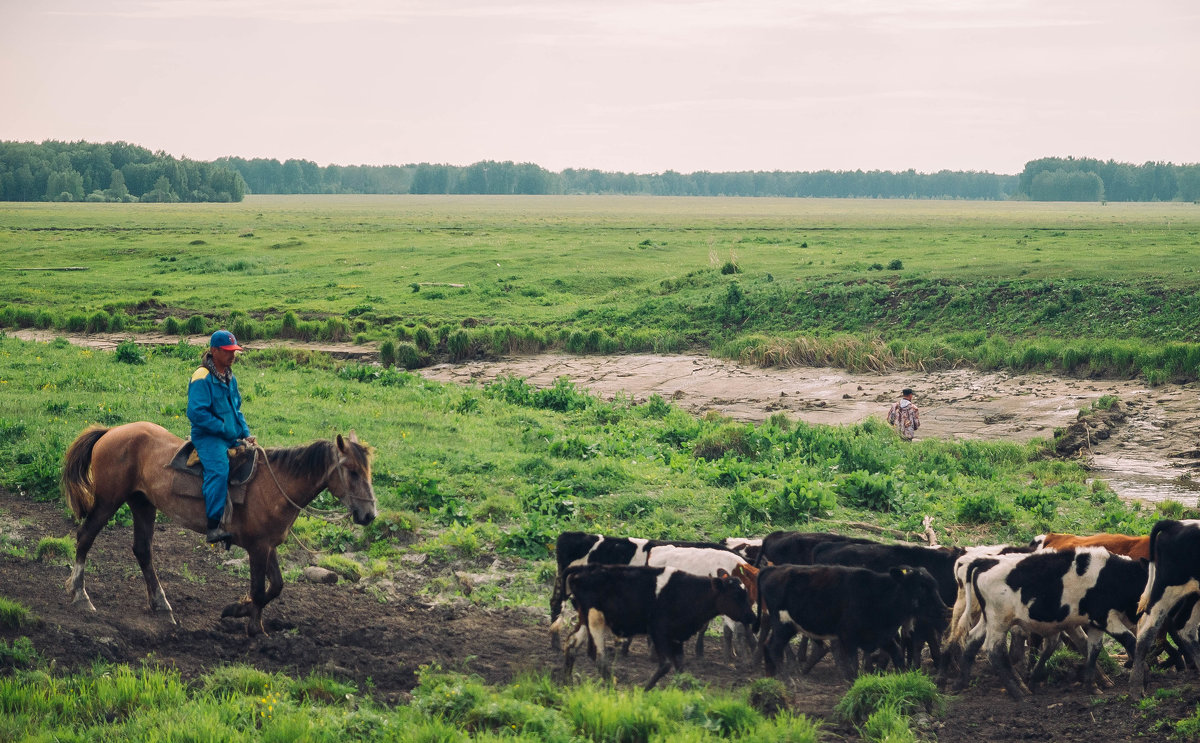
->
<box><xmin>206</xmin><ymin>517</ymin><xmax>233</xmax><ymax>545</ymax></box>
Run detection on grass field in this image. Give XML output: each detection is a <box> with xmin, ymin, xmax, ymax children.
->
<box><xmin>3</xmin><ymin>196</ymin><xmax>1200</xmax><ymax>378</ymax></box>
<box><xmin>3</xmin><ymin>196</ymin><xmax>1198</xmax><ymax>740</ymax></box>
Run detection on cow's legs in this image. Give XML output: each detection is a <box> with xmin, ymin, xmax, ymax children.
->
<box><xmin>763</xmin><ymin>619</ymin><xmax>796</xmax><ymax>677</ymax></box>
<box><xmin>1132</xmin><ymin>591</ymin><xmax>1187</xmax><ymax>696</ymax></box>
<box><xmin>986</xmin><ymin>631</ymin><xmax>1031</xmax><ymax>700</ymax></box>
<box><xmin>128</xmin><ymin>493</ymin><xmax>174</xmax><ymax>623</ymax></box>
<box><xmin>833</xmin><ymin>640</ymin><xmax>859</xmax><ymax>682</ymax></box>
<box><xmin>801</xmin><ymin>640</ymin><xmax>830</xmax><ymax>674</ymax></box>
<box><xmin>1027</xmin><ymin>633</ymin><xmax>1063</xmax><ymax>688</ymax></box>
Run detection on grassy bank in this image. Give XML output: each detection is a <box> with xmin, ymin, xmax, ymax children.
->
<box><xmin>2</xmin><ymin>197</ymin><xmax>1199</xmax><ymax>381</ymax></box>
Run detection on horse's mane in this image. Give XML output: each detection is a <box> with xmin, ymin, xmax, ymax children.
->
<box><xmin>264</xmin><ymin>438</ymin><xmax>371</xmax><ymax>480</ymax></box>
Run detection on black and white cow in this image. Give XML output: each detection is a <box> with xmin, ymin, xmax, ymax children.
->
<box><xmin>548</xmin><ymin>532</ymin><xmax>733</xmax><ymax>648</ymax></box>
<box><xmin>757</xmin><ymin>563</ymin><xmax>947</xmax><ymax>681</ymax></box>
<box><xmin>954</xmin><ymin>547</ymin><xmax>1146</xmax><ymax>699</ymax></box>
<box><xmin>937</xmin><ymin>543</ymin><xmax>1036</xmax><ymax>686</ymax></box>
<box><xmin>561</xmin><ymin>564</ymin><xmax>756</xmax><ymax>690</ymax></box>
<box><xmin>722</xmin><ymin>537</ymin><xmax>763</xmax><ymax>566</ymax></box>
<box><xmin>1131</xmin><ymin>519</ymin><xmax>1200</xmax><ymax>696</ymax></box>
<box><xmin>645</xmin><ymin>545</ymin><xmax>760</xmax><ymax>658</ymax></box>
<box><xmin>758</xmin><ymin>531</ymin><xmax>877</xmax><ymax>568</ymax></box>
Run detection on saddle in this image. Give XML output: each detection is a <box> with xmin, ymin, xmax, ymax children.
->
<box><xmin>165</xmin><ymin>440</ymin><xmax>258</xmax><ymax>506</ymax></box>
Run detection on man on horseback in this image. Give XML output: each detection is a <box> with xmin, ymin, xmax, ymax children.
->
<box><xmin>187</xmin><ymin>329</ymin><xmax>255</xmax><ymax>543</ymax></box>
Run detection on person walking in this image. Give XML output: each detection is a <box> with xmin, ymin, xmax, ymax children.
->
<box><xmin>887</xmin><ymin>388</ymin><xmax>920</xmax><ymax>441</ymax></box>
<box><xmin>187</xmin><ymin>329</ymin><xmax>254</xmax><ymax>543</ymax></box>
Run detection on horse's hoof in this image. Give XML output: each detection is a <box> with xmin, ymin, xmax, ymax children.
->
<box><xmin>222</xmin><ymin>603</ymin><xmax>247</xmax><ymax>618</ymax></box>
<box><xmin>71</xmin><ymin>595</ymin><xmax>96</xmax><ymax>612</ymax></box>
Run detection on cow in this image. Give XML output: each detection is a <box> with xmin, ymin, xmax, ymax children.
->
<box><xmin>1031</xmin><ymin>531</ymin><xmax>1150</xmax><ymax>560</ymax></box>
<box><xmin>937</xmin><ymin>543</ymin><xmax>1035</xmax><ymax>686</ymax></box>
<box><xmin>548</xmin><ymin>531</ymin><xmax>730</xmax><ymax>648</ymax></box>
<box><xmin>954</xmin><ymin>547</ymin><xmax>1146</xmax><ymax>700</ymax></box>
<box><xmin>810</xmin><ymin>541</ymin><xmax>963</xmax><ymax>669</ymax></box>
<box><xmin>1036</xmin><ymin>529</ymin><xmax>1196</xmax><ymax>678</ymax></box>
<box><xmin>1131</xmin><ymin>519</ymin><xmax>1200</xmax><ymax>696</ymax></box>
<box><xmin>758</xmin><ymin>530</ymin><xmax>877</xmax><ymax>567</ymax></box>
<box><xmin>560</xmin><ymin>565</ymin><xmax>756</xmax><ymax>690</ymax></box>
<box><xmin>722</xmin><ymin>537</ymin><xmax>763</xmax><ymax>566</ymax></box>
<box><xmin>645</xmin><ymin>544</ymin><xmax>760</xmax><ymax>658</ymax></box>
<box><xmin>757</xmin><ymin>563</ymin><xmax>947</xmax><ymax>682</ymax></box>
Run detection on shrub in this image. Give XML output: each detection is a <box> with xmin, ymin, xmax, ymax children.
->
<box><xmin>838</xmin><ymin>470</ymin><xmax>900</xmax><ymax>512</ymax></box>
<box><xmin>887</xmin><ymin>259</ymin><xmax>904</xmax><ymax>270</ymax></box>
<box><xmin>379</xmin><ymin>339</ymin><xmax>397</xmax><ymax>368</ymax></box>
<box><xmin>413</xmin><ymin>325</ymin><xmax>433</xmax><ymax>351</ymax></box>
<box><xmin>162</xmin><ymin>316</ymin><xmax>182</xmax><ymax>334</ymax></box>
<box><xmin>65</xmin><ymin>313</ymin><xmax>88</xmax><ymax>332</ymax></box>
<box><xmin>692</xmin><ymin>423</ymin><xmax>762</xmax><ymax>461</ymax></box>
<box><xmin>85</xmin><ymin>310</ymin><xmax>110</xmax><ymax>333</ymax></box>
<box><xmin>746</xmin><ymin>677</ymin><xmax>790</xmax><ymax>717</ymax></box>
<box><xmin>447</xmin><ymin>329</ymin><xmax>471</xmax><ymax>361</ymax></box>
<box><xmin>317</xmin><ymin>554</ymin><xmax>362</xmax><ymax>582</ymax></box>
<box><xmin>114</xmin><ymin>340</ymin><xmax>146</xmax><ymax>365</ymax></box>
<box><xmin>0</xmin><ymin>597</ymin><xmax>36</xmax><ymax>629</ymax></box>
<box><xmin>395</xmin><ymin>341</ymin><xmax>423</xmax><ymax>369</ymax></box>
<box><xmin>184</xmin><ymin>315</ymin><xmax>207</xmax><ymax>334</ymax></box>
<box><xmin>34</xmin><ymin>536</ymin><xmax>74</xmax><ymax>562</ymax></box>
<box><xmin>834</xmin><ymin>670</ymin><xmax>942</xmax><ymax>725</ymax></box>
<box><xmin>955</xmin><ymin>493</ymin><xmax>1011</xmax><ymax>524</ymax></box>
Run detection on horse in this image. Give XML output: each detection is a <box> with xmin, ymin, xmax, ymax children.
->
<box><xmin>61</xmin><ymin>421</ymin><xmax>377</xmax><ymax>635</ymax></box>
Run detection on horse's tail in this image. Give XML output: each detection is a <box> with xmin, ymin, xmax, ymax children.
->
<box><xmin>62</xmin><ymin>425</ymin><xmax>109</xmax><ymax>520</ymax></box>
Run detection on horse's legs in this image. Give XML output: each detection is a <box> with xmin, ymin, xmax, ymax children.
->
<box><xmin>129</xmin><ymin>493</ymin><xmax>175</xmax><ymax>623</ymax></box>
<box><xmin>66</xmin><ymin>498</ymin><xmax>122</xmax><ymax>611</ymax></box>
<box><xmin>222</xmin><ymin>545</ymin><xmax>270</xmax><ymax>636</ymax></box>
<box><xmin>264</xmin><ymin>548</ymin><xmax>284</xmax><ymax>605</ymax></box>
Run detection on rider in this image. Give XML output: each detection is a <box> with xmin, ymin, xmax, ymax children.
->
<box><xmin>187</xmin><ymin>329</ymin><xmax>255</xmax><ymax>543</ymax></box>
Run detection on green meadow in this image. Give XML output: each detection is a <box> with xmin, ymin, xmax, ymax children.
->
<box><xmin>3</xmin><ymin>196</ymin><xmax>1199</xmax><ymax>739</ymax></box>
<box><xmin>3</xmin><ymin>196</ymin><xmax>1200</xmax><ymax>379</ymax></box>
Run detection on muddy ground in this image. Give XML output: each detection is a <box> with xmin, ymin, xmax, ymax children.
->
<box><xmin>3</xmin><ymin>495</ymin><xmax>1200</xmax><ymax>742</ymax></box>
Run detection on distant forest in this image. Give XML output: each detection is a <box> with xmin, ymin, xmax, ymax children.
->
<box><xmin>2</xmin><ymin>140</ymin><xmax>1198</xmax><ymax>202</ymax></box>
<box><xmin>0</xmin><ymin>141</ymin><xmax>246</xmax><ymax>203</ymax></box>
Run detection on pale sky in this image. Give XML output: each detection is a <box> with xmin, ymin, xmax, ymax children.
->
<box><xmin>2</xmin><ymin>0</ymin><xmax>1197</xmax><ymax>175</ymax></box>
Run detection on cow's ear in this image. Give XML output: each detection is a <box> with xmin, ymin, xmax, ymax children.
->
<box><xmin>716</xmin><ymin>568</ymin><xmax>730</xmax><ymax>579</ymax></box>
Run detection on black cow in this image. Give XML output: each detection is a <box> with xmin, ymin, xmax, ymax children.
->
<box><xmin>1131</xmin><ymin>519</ymin><xmax>1200</xmax><ymax>696</ymax></box>
<box><xmin>758</xmin><ymin>564</ymin><xmax>947</xmax><ymax>681</ymax></box>
<box><xmin>758</xmin><ymin>531</ymin><xmax>877</xmax><ymax>567</ymax></box>
<box><xmin>548</xmin><ymin>531</ymin><xmax>728</xmax><ymax>648</ymax></box>
<box><xmin>561</xmin><ymin>565</ymin><xmax>756</xmax><ymax>690</ymax></box>
<box><xmin>811</xmin><ymin>541</ymin><xmax>962</xmax><ymax>668</ymax></box>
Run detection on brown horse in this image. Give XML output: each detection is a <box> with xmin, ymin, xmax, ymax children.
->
<box><xmin>61</xmin><ymin>421</ymin><xmax>377</xmax><ymax>635</ymax></box>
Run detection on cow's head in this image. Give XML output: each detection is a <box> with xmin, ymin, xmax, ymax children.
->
<box><xmin>713</xmin><ymin>568</ymin><xmax>758</xmax><ymax>631</ymax></box>
<box><xmin>891</xmin><ymin>565</ymin><xmax>949</xmax><ymax>630</ymax></box>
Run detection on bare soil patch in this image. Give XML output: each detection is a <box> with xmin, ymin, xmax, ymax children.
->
<box><xmin>3</xmin><ymin>495</ymin><xmax>1198</xmax><ymax>741</ymax></box>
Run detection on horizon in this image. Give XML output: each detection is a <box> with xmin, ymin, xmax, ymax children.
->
<box><xmin>2</xmin><ymin>1</ymin><xmax>1198</xmax><ymax>175</ymax></box>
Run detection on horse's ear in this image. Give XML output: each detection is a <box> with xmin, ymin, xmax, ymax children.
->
<box><xmin>348</xmin><ymin>430</ymin><xmax>358</xmax><ymax>444</ymax></box>
<box><xmin>336</xmin><ymin>433</ymin><xmax>346</xmax><ymax>451</ymax></box>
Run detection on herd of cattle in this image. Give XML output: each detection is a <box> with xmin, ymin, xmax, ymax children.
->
<box><xmin>547</xmin><ymin>521</ymin><xmax>1200</xmax><ymax>699</ymax></box>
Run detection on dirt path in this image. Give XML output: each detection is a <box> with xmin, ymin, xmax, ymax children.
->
<box><xmin>10</xmin><ymin>329</ymin><xmax>1200</xmax><ymax>502</ymax></box>
<box><xmin>3</xmin><ymin>495</ymin><xmax>1197</xmax><ymax>741</ymax></box>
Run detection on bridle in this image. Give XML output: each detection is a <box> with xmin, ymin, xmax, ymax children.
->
<box><xmin>256</xmin><ymin>442</ymin><xmax>375</xmax><ymax>513</ymax></box>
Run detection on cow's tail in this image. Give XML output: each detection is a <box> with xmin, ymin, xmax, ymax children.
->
<box><xmin>1138</xmin><ymin>520</ymin><xmax>1172</xmax><ymax>614</ymax></box>
<box><xmin>62</xmin><ymin>425</ymin><xmax>109</xmax><ymax>521</ymax></box>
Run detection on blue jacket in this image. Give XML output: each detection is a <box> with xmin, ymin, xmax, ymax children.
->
<box><xmin>187</xmin><ymin>366</ymin><xmax>250</xmax><ymax>445</ymax></box>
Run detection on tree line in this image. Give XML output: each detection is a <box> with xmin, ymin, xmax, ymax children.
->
<box><xmin>0</xmin><ymin>141</ymin><xmax>246</xmax><ymax>203</ymax></box>
<box><xmin>1017</xmin><ymin>157</ymin><xmax>1200</xmax><ymax>202</ymax></box>
<box><xmin>3</xmin><ymin>140</ymin><xmax>1198</xmax><ymax>202</ymax></box>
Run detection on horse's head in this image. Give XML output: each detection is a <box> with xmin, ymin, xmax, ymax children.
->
<box><xmin>331</xmin><ymin>431</ymin><xmax>377</xmax><ymax>526</ymax></box>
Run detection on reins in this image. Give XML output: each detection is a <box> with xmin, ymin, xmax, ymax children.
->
<box><xmin>252</xmin><ymin>442</ymin><xmax>374</xmax><ymax>551</ymax></box>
